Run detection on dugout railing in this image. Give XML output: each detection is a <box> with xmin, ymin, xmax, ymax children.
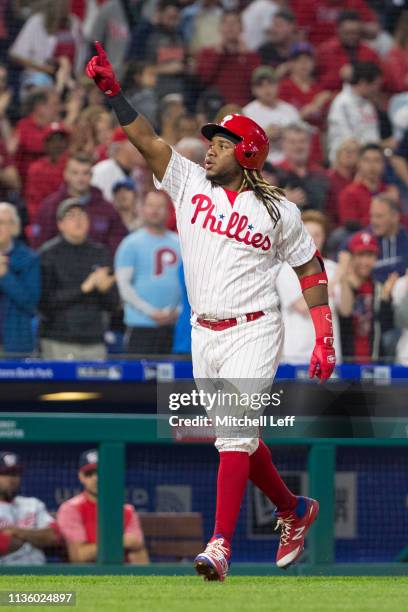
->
<box><xmin>0</xmin><ymin>412</ymin><xmax>407</xmax><ymax>576</ymax></box>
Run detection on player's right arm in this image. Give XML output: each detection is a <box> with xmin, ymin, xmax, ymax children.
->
<box><xmin>86</xmin><ymin>42</ymin><xmax>171</xmax><ymax>181</ymax></box>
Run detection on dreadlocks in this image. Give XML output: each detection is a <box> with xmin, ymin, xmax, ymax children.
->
<box><xmin>241</xmin><ymin>169</ymin><xmax>284</xmax><ymax>227</ymax></box>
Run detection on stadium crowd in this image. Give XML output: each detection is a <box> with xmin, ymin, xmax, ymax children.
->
<box><xmin>0</xmin><ymin>0</ymin><xmax>407</xmax><ymax>364</ymax></box>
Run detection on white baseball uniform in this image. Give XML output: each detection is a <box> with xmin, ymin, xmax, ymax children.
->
<box><xmin>154</xmin><ymin>150</ymin><xmax>316</xmax><ymax>452</ymax></box>
<box><xmin>0</xmin><ymin>496</ymin><xmax>55</xmax><ymax>565</ymax></box>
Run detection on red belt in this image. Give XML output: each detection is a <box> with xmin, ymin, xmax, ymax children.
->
<box><xmin>196</xmin><ymin>310</ymin><xmax>265</xmax><ymax>331</ymax></box>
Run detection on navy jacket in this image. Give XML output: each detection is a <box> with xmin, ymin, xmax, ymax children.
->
<box><xmin>0</xmin><ymin>241</ymin><xmax>40</xmax><ymax>354</ymax></box>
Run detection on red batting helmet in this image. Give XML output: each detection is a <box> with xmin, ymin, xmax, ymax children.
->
<box><xmin>201</xmin><ymin>114</ymin><xmax>269</xmax><ymax>171</ymax></box>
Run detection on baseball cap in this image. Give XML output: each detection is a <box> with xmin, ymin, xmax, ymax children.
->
<box><xmin>44</xmin><ymin>121</ymin><xmax>70</xmax><ymax>141</ymax></box>
<box><xmin>56</xmin><ymin>197</ymin><xmax>87</xmax><ymax>221</ymax></box>
<box><xmin>251</xmin><ymin>66</ymin><xmax>278</xmax><ymax>86</ymax></box>
<box><xmin>112</xmin><ymin>177</ymin><xmax>138</xmax><ymax>194</ymax></box>
<box><xmin>0</xmin><ymin>452</ymin><xmax>23</xmax><ymax>474</ymax></box>
<box><xmin>348</xmin><ymin>231</ymin><xmax>379</xmax><ymax>255</ymax></box>
<box><xmin>79</xmin><ymin>449</ymin><xmax>98</xmax><ymax>473</ymax></box>
<box><xmin>290</xmin><ymin>42</ymin><xmax>315</xmax><ymax>59</ymax></box>
<box><xmin>111</xmin><ymin>127</ymin><xmax>128</xmax><ymax>143</ymax></box>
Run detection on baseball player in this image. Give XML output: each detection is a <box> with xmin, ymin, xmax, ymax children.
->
<box><xmin>86</xmin><ymin>43</ymin><xmax>336</xmax><ymax>581</ymax></box>
<box><xmin>0</xmin><ymin>452</ymin><xmax>59</xmax><ymax>565</ymax></box>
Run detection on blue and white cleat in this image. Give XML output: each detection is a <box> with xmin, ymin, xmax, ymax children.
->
<box><xmin>194</xmin><ymin>535</ymin><xmax>231</xmax><ymax>581</ymax></box>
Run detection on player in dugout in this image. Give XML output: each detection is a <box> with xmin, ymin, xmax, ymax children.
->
<box><xmin>86</xmin><ymin>42</ymin><xmax>336</xmax><ymax>581</ymax></box>
<box><xmin>0</xmin><ymin>452</ymin><xmax>60</xmax><ymax>565</ymax></box>
<box><xmin>57</xmin><ymin>449</ymin><xmax>148</xmax><ymax>564</ymax></box>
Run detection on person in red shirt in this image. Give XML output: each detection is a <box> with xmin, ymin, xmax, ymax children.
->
<box><xmin>13</xmin><ymin>89</ymin><xmax>60</xmax><ymax>188</ymax></box>
<box><xmin>57</xmin><ymin>449</ymin><xmax>148</xmax><ymax>564</ymax></box>
<box><xmin>338</xmin><ymin>143</ymin><xmax>399</xmax><ymax>229</ymax></box>
<box><xmin>278</xmin><ymin>42</ymin><xmax>332</xmax><ymax>163</ymax></box>
<box><xmin>337</xmin><ymin>231</ymin><xmax>396</xmax><ymax>362</ymax></box>
<box><xmin>315</xmin><ymin>10</ymin><xmax>381</xmax><ymax>92</ymax></box>
<box><xmin>291</xmin><ymin>0</ymin><xmax>378</xmax><ymax>48</ymax></box>
<box><xmin>25</xmin><ymin>122</ymin><xmax>70</xmax><ymax>225</ymax></box>
<box><xmin>196</xmin><ymin>10</ymin><xmax>260</xmax><ymax>106</ymax></box>
<box><xmin>326</xmin><ymin>138</ymin><xmax>360</xmax><ymax>226</ymax></box>
<box><xmin>383</xmin><ymin>13</ymin><xmax>408</xmax><ymax>94</ymax></box>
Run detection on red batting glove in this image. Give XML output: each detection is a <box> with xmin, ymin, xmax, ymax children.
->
<box><xmin>85</xmin><ymin>41</ymin><xmax>121</xmax><ymax>97</ymax></box>
<box><xmin>309</xmin><ymin>304</ymin><xmax>336</xmax><ymax>382</ymax></box>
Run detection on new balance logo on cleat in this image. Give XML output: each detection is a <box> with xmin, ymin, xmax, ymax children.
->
<box><xmin>194</xmin><ymin>536</ymin><xmax>231</xmax><ymax>581</ymax></box>
<box><xmin>275</xmin><ymin>497</ymin><xmax>319</xmax><ymax>569</ymax></box>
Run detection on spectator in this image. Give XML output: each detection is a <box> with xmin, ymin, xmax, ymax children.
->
<box><xmin>316</xmin><ymin>11</ymin><xmax>381</xmax><ymax>92</ymax></box>
<box><xmin>13</xmin><ymin>89</ymin><xmax>60</xmax><ymax>186</ymax></box>
<box><xmin>0</xmin><ymin>451</ymin><xmax>59</xmax><ymax>565</ymax></box>
<box><xmin>337</xmin><ymin>230</ymin><xmax>396</xmax><ymax>362</ymax></box>
<box><xmin>115</xmin><ymin>191</ymin><xmax>181</xmax><ymax>355</ymax></box>
<box><xmin>392</xmin><ymin>270</ymin><xmax>408</xmax><ymax>365</ymax></box>
<box><xmin>278</xmin><ymin>42</ymin><xmax>332</xmax><ymax>163</ymax></box>
<box><xmin>143</xmin><ymin>0</ymin><xmax>185</xmax><ymax>99</ymax></box>
<box><xmin>278</xmin><ymin>43</ymin><xmax>332</xmax><ymax>129</ymax></box>
<box><xmin>369</xmin><ymin>193</ymin><xmax>408</xmax><ymax>282</ymax></box>
<box><xmin>91</xmin><ymin>127</ymin><xmax>143</xmax><ymax>202</ymax></box>
<box><xmin>197</xmin><ymin>10</ymin><xmax>260</xmax><ymax>107</ymax></box>
<box><xmin>257</xmin><ymin>8</ymin><xmax>298</xmax><ymax>77</ymax></box>
<box><xmin>242</xmin><ymin>0</ymin><xmax>279</xmax><ymax>52</ymax></box>
<box><xmin>112</xmin><ymin>178</ymin><xmax>140</xmax><ymax>232</ymax></box>
<box><xmin>158</xmin><ymin>94</ymin><xmax>187</xmax><ymax>146</ymax></box>
<box><xmin>0</xmin><ymin>203</ymin><xmax>39</xmax><ymax>356</ymax></box>
<box><xmin>33</xmin><ymin>153</ymin><xmax>127</xmax><ymax>255</ymax></box>
<box><xmin>389</xmin><ymin>129</ymin><xmax>408</xmax><ymax>214</ymax></box>
<box><xmin>123</xmin><ymin>62</ymin><xmax>159</xmax><ymax>130</ymax></box>
<box><xmin>57</xmin><ymin>449</ymin><xmax>148</xmax><ymax>564</ymax></box>
<box><xmin>383</xmin><ymin>12</ymin><xmax>408</xmax><ymax>94</ymax></box>
<box><xmin>243</xmin><ymin>66</ymin><xmax>300</xmax><ymax>164</ymax></box>
<box><xmin>38</xmin><ymin>198</ymin><xmax>118</xmax><ymax>360</ymax></box>
<box><xmin>175</xmin><ymin>137</ymin><xmax>206</xmax><ymax>166</ymax></box>
<box><xmin>327</xmin><ymin>62</ymin><xmax>382</xmax><ymax>163</ymax></box>
<box><xmin>338</xmin><ymin>143</ymin><xmax>398</xmax><ymax>229</ymax></box>
<box><xmin>292</xmin><ymin>0</ymin><xmax>379</xmax><ymax>47</ymax></box>
<box><xmin>277</xmin><ymin>123</ymin><xmax>330</xmax><ymax>211</ymax></box>
<box><xmin>181</xmin><ymin>0</ymin><xmax>223</xmax><ymax>54</ymax></box>
<box><xmin>326</xmin><ymin>139</ymin><xmax>360</xmax><ymax>226</ymax></box>
<box><xmin>84</xmin><ymin>0</ymin><xmax>130</xmax><ymax>77</ymax></box>
<box><xmin>174</xmin><ymin>114</ymin><xmax>199</xmax><ymax>142</ymax></box>
<box><xmin>25</xmin><ymin>122</ymin><xmax>70</xmax><ymax>225</ymax></box>
<box><xmin>9</xmin><ymin>0</ymin><xmax>86</xmax><ymax>85</ymax></box>
<box><xmin>276</xmin><ymin>210</ymin><xmax>342</xmax><ymax>364</ymax></box>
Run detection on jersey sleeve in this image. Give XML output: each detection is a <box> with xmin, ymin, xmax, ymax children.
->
<box><xmin>153</xmin><ymin>149</ymin><xmax>203</xmax><ymax>210</ymax></box>
<box><xmin>276</xmin><ymin>200</ymin><xmax>316</xmax><ymax>268</ymax></box>
<box><xmin>56</xmin><ymin>502</ymin><xmax>87</xmax><ymax>543</ymax></box>
<box><xmin>124</xmin><ymin>505</ymin><xmax>144</xmax><ymax>542</ymax></box>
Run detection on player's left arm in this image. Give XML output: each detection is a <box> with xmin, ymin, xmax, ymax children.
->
<box><xmin>293</xmin><ymin>252</ymin><xmax>336</xmax><ymax>381</ymax></box>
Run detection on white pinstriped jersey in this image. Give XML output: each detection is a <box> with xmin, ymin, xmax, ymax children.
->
<box><xmin>154</xmin><ymin>150</ymin><xmax>316</xmax><ymax>319</ymax></box>
<box><xmin>0</xmin><ymin>497</ymin><xmax>54</xmax><ymax>565</ymax></box>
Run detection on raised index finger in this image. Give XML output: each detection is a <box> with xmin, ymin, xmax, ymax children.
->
<box><xmin>94</xmin><ymin>41</ymin><xmax>107</xmax><ymax>59</ymax></box>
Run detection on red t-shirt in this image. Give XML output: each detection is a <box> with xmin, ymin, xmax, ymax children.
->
<box><xmin>316</xmin><ymin>37</ymin><xmax>380</xmax><ymax>92</ymax></box>
<box><xmin>25</xmin><ymin>153</ymin><xmax>68</xmax><ymax>223</ymax></box>
<box><xmin>352</xmin><ymin>278</ymin><xmax>374</xmax><ymax>362</ymax></box>
<box><xmin>338</xmin><ymin>180</ymin><xmax>388</xmax><ymax>227</ymax></box>
<box><xmin>326</xmin><ymin>168</ymin><xmax>354</xmax><ymax>226</ymax></box>
<box><xmin>197</xmin><ymin>48</ymin><xmax>261</xmax><ymax>107</ymax></box>
<box><xmin>57</xmin><ymin>492</ymin><xmax>144</xmax><ymax>554</ymax></box>
<box><xmin>15</xmin><ymin>115</ymin><xmax>48</xmax><ymax>186</ymax></box>
<box><xmin>291</xmin><ymin>0</ymin><xmax>378</xmax><ymax>47</ymax></box>
<box><xmin>383</xmin><ymin>47</ymin><xmax>408</xmax><ymax>94</ymax></box>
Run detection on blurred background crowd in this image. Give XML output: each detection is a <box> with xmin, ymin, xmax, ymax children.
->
<box><xmin>0</xmin><ymin>0</ymin><xmax>407</xmax><ymax>364</ymax></box>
